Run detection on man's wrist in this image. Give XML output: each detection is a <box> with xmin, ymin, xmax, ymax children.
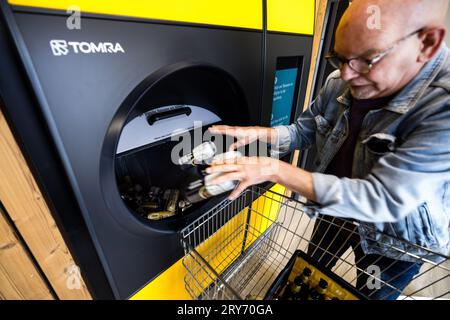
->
<box><xmin>268</xmin><ymin>127</ymin><xmax>278</xmax><ymax>145</ymax></box>
<box><xmin>257</xmin><ymin>127</ymin><xmax>277</xmax><ymax>144</ymax></box>
<box><xmin>268</xmin><ymin>161</ymin><xmax>317</xmax><ymax>202</ymax></box>
<box><xmin>269</xmin><ymin>158</ymin><xmax>285</xmax><ymax>184</ymax></box>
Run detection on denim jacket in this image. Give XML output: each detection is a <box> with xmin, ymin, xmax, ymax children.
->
<box><xmin>273</xmin><ymin>45</ymin><xmax>450</xmax><ymax>262</ymax></box>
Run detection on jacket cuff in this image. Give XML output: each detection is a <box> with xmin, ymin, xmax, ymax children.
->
<box><xmin>270</xmin><ymin>126</ymin><xmax>292</xmax><ymax>158</ymax></box>
<box><xmin>311</xmin><ymin>172</ymin><xmax>344</xmax><ymax>206</ymax></box>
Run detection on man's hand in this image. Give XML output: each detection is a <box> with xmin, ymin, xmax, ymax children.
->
<box><xmin>208</xmin><ymin>125</ymin><xmax>278</xmax><ymax>151</ymax></box>
<box><xmin>206</xmin><ymin>156</ymin><xmax>279</xmax><ymax>200</ymax></box>
<box><xmin>206</xmin><ymin>156</ymin><xmax>317</xmax><ymax>202</ymax></box>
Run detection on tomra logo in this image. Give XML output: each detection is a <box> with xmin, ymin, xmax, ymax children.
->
<box><xmin>49</xmin><ymin>39</ymin><xmax>125</xmax><ymax>56</ymax></box>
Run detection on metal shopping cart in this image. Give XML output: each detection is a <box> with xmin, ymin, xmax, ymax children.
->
<box><xmin>180</xmin><ymin>185</ymin><xmax>450</xmax><ymax>300</ymax></box>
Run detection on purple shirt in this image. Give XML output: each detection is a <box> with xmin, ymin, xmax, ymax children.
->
<box><xmin>325</xmin><ymin>95</ymin><xmax>394</xmax><ymax>178</ymax></box>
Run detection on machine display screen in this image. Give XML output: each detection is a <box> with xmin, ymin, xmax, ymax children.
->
<box><xmin>270</xmin><ymin>57</ymin><xmax>302</xmax><ymax>127</ymax></box>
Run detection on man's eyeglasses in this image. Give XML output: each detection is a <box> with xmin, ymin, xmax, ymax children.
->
<box><xmin>325</xmin><ymin>28</ymin><xmax>422</xmax><ymax>74</ymax></box>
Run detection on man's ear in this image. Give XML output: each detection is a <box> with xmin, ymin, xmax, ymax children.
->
<box><xmin>417</xmin><ymin>27</ymin><xmax>447</xmax><ymax>63</ymax></box>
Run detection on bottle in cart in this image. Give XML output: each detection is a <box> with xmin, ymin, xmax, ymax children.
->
<box><xmin>281</xmin><ymin>267</ymin><xmax>312</xmax><ymax>300</ymax></box>
<box><xmin>293</xmin><ymin>267</ymin><xmax>312</xmax><ymax>300</ymax></box>
<box><xmin>308</xmin><ymin>278</ymin><xmax>328</xmax><ymax>300</ymax></box>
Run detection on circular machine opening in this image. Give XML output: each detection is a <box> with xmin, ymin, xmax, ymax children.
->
<box><xmin>102</xmin><ymin>63</ymin><xmax>250</xmax><ymax>233</ymax></box>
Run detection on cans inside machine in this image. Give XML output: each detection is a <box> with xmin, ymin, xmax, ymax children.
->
<box><xmin>180</xmin><ymin>186</ymin><xmax>450</xmax><ymax>300</ymax></box>
<box><xmin>117</xmin><ymin>141</ymin><xmax>242</xmax><ymax>221</ymax></box>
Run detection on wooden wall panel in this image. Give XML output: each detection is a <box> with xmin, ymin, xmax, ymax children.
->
<box><xmin>0</xmin><ymin>109</ymin><xmax>91</xmax><ymax>300</ymax></box>
<box><xmin>0</xmin><ymin>206</ymin><xmax>54</xmax><ymax>300</ymax></box>
<box><xmin>302</xmin><ymin>0</ymin><xmax>330</xmax><ymax>113</ymax></box>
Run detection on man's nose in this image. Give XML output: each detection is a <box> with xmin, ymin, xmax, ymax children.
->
<box><xmin>340</xmin><ymin>63</ymin><xmax>360</xmax><ymax>81</ymax></box>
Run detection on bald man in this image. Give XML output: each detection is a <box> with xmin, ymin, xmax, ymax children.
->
<box><xmin>208</xmin><ymin>0</ymin><xmax>450</xmax><ymax>299</ymax></box>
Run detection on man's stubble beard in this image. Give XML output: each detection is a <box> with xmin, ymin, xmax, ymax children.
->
<box><xmin>350</xmin><ymin>85</ymin><xmax>378</xmax><ymax>100</ymax></box>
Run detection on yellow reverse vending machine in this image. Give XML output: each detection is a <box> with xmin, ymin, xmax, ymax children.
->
<box><xmin>0</xmin><ymin>0</ymin><xmax>315</xmax><ymax>299</ymax></box>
